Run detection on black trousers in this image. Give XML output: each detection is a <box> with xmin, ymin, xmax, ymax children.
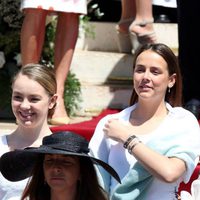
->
<box><xmin>176</xmin><ymin>0</ymin><xmax>200</xmax><ymax>103</ymax></box>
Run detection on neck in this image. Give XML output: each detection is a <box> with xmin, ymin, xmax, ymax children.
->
<box><xmin>8</xmin><ymin>123</ymin><xmax>52</xmax><ymax>149</ymax></box>
<box><xmin>132</xmin><ymin>100</ymin><xmax>168</xmax><ymax>121</ymax></box>
<box><xmin>51</xmin><ymin>188</ymin><xmax>77</xmax><ymax>200</ymax></box>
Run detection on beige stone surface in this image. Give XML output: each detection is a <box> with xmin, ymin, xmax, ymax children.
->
<box><xmin>0</xmin><ymin>116</ymin><xmax>92</xmax><ymax>136</ymax></box>
<box><xmin>0</xmin><ymin>121</ymin><xmax>17</xmax><ymax>135</ymax></box>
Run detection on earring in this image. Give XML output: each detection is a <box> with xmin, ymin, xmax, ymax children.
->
<box><xmin>168</xmin><ymin>87</ymin><xmax>171</xmax><ymax>93</ymax></box>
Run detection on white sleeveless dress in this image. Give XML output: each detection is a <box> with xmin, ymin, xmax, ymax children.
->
<box><xmin>0</xmin><ymin>135</ymin><xmax>28</xmax><ymax>200</ymax></box>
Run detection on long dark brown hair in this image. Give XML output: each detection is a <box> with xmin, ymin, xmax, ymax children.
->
<box><xmin>130</xmin><ymin>43</ymin><xmax>182</xmax><ymax>107</ymax></box>
<box><xmin>21</xmin><ymin>155</ymin><xmax>108</xmax><ymax>200</ymax></box>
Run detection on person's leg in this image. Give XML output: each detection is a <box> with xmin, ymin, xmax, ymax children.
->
<box><xmin>116</xmin><ymin>0</ymin><xmax>136</xmax><ymax>53</ymax></box>
<box><xmin>134</xmin><ymin>0</ymin><xmax>153</xmax><ymax>22</ymax></box>
<box><xmin>117</xmin><ymin>0</ymin><xmax>136</xmax><ymax>33</ymax></box>
<box><xmin>117</xmin><ymin>0</ymin><xmax>156</xmax><ymax>53</ymax></box>
<box><xmin>21</xmin><ymin>8</ymin><xmax>48</xmax><ymax>65</ymax></box>
<box><xmin>128</xmin><ymin>0</ymin><xmax>156</xmax><ymax>53</ymax></box>
<box><xmin>129</xmin><ymin>0</ymin><xmax>155</xmax><ymax>38</ymax></box>
<box><xmin>51</xmin><ymin>12</ymin><xmax>79</xmax><ymax>124</ymax></box>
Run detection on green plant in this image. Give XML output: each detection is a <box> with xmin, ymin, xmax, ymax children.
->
<box><xmin>79</xmin><ymin>15</ymin><xmax>95</xmax><ymax>39</ymax></box>
<box><xmin>0</xmin><ymin>0</ymin><xmax>23</xmax><ymax>60</ymax></box>
<box><xmin>64</xmin><ymin>72</ymin><xmax>82</xmax><ymax>116</ymax></box>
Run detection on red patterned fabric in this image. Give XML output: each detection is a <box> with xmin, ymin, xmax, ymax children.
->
<box><xmin>179</xmin><ymin>114</ymin><xmax>200</xmax><ymax>193</ymax></box>
<box><xmin>178</xmin><ymin>164</ymin><xmax>200</xmax><ymax>194</ymax></box>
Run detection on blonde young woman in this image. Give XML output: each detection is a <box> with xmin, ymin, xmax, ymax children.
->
<box><xmin>0</xmin><ymin>64</ymin><xmax>57</xmax><ymax>199</ymax></box>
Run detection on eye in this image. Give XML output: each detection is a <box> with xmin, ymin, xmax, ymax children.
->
<box><xmin>44</xmin><ymin>159</ymin><xmax>54</xmax><ymax>165</ymax></box>
<box><xmin>151</xmin><ymin>68</ymin><xmax>161</xmax><ymax>75</ymax></box>
<box><xmin>135</xmin><ymin>69</ymin><xmax>144</xmax><ymax>73</ymax></box>
<box><xmin>152</xmin><ymin>70</ymin><xmax>159</xmax><ymax>75</ymax></box>
<box><xmin>30</xmin><ymin>96</ymin><xmax>41</xmax><ymax>103</ymax></box>
<box><xmin>12</xmin><ymin>95</ymin><xmax>23</xmax><ymax>101</ymax></box>
<box><xmin>62</xmin><ymin>160</ymin><xmax>73</xmax><ymax>166</ymax></box>
<box><xmin>135</xmin><ymin>66</ymin><xmax>145</xmax><ymax>73</ymax></box>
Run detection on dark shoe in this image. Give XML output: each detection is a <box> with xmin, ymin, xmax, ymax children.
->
<box><xmin>184</xmin><ymin>99</ymin><xmax>200</xmax><ymax>119</ymax></box>
<box><xmin>155</xmin><ymin>14</ymin><xmax>171</xmax><ymax>23</ymax></box>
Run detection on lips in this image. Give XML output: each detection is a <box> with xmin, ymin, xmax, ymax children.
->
<box><xmin>19</xmin><ymin>111</ymin><xmax>34</xmax><ymax>120</ymax></box>
<box><xmin>50</xmin><ymin>176</ymin><xmax>65</xmax><ymax>182</ymax></box>
<box><xmin>51</xmin><ymin>176</ymin><xmax>63</xmax><ymax>179</ymax></box>
<box><xmin>139</xmin><ymin>84</ymin><xmax>151</xmax><ymax>89</ymax></box>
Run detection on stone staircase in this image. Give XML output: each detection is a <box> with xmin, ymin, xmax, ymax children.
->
<box><xmin>71</xmin><ymin>22</ymin><xmax>178</xmax><ymax>116</ymax></box>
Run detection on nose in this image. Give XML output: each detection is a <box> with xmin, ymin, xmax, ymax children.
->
<box><xmin>51</xmin><ymin>161</ymin><xmax>62</xmax><ymax>172</ymax></box>
<box><xmin>143</xmin><ymin>71</ymin><xmax>150</xmax><ymax>80</ymax></box>
<box><xmin>20</xmin><ymin>99</ymin><xmax>31</xmax><ymax>109</ymax></box>
<box><xmin>53</xmin><ymin>166</ymin><xmax>61</xmax><ymax>173</ymax></box>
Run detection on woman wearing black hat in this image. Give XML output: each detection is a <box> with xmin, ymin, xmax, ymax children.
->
<box><xmin>0</xmin><ymin>131</ymin><xmax>120</xmax><ymax>200</ymax></box>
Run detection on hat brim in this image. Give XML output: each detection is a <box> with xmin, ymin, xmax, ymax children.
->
<box><xmin>0</xmin><ymin>146</ymin><xmax>121</xmax><ymax>183</ymax></box>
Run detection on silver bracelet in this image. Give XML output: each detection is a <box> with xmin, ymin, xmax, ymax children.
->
<box><xmin>127</xmin><ymin>137</ymin><xmax>141</xmax><ymax>154</ymax></box>
<box><xmin>123</xmin><ymin>135</ymin><xmax>137</xmax><ymax>149</ymax></box>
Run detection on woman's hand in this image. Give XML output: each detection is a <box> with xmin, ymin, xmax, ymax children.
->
<box><xmin>103</xmin><ymin>118</ymin><xmax>132</xmax><ymax>143</ymax></box>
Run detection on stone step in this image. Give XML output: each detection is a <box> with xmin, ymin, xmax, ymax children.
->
<box><xmin>76</xmin><ymin>22</ymin><xmax>178</xmax><ymax>54</ymax></box>
<box><xmin>77</xmin><ymin>84</ymin><xmax>132</xmax><ymax>116</ymax></box>
<box><xmin>70</xmin><ymin>50</ymin><xmax>133</xmax><ymax>115</ymax></box>
<box><xmin>71</xmin><ymin>50</ymin><xmax>133</xmax><ymax>84</ymax></box>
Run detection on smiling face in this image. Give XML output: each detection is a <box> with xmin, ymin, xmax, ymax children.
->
<box><xmin>11</xmin><ymin>74</ymin><xmax>56</xmax><ymax>127</ymax></box>
<box><xmin>43</xmin><ymin>154</ymin><xmax>80</xmax><ymax>194</ymax></box>
<box><xmin>133</xmin><ymin>49</ymin><xmax>176</xmax><ymax>102</ymax></box>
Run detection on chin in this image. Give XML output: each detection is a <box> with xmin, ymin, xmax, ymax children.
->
<box><xmin>139</xmin><ymin>93</ymin><xmax>152</xmax><ymax>98</ymax></box>
<box><xmin>18</xmin><ymin>119</ymin><xmax>34</xmax><ymax>126</ymax></box>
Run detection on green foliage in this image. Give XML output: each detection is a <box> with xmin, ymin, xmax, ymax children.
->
<box><xmin>0</xmin><ymin>0</ymin><xmax>23</xmax><ymax>59</ymax></box>
<box><xmin>41</xmin><ymin>17</ymin><xmax>56</xmax><ymax>67</ymax></box>
<box><xmin>64</xmin><ymin>72</ymin><xmax>82</xmax><ymax>116</ymax></box>
<box><xmin>0</xmin><ymin>31</ymin><xmax>20</xmax><ymax>58</ymax></box>
<box><xmin>79</xmin><ymin>15</ymin><xmax>95</xmax><ymax>39</ymax></box>
<box><xmin>0</xmin><ymin>0</ymin><xmax>23</xmax><ymax>29</ymax></box>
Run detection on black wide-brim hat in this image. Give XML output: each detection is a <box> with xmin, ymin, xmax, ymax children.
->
<box><xmin>0</xmin><ymin>131</ymin><xmax>121</xmax><ymax>183</ymax></box>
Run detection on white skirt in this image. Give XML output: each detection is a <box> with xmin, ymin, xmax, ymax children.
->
<box><xmin>21</xmin><ymin>0</ymin><xmax>87</xmax><ymax>14</ymax></box>
<box><xmin>152</xmin><ymin>0</ymin><xmax>177</xmax><ymax>8</ymax></box>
